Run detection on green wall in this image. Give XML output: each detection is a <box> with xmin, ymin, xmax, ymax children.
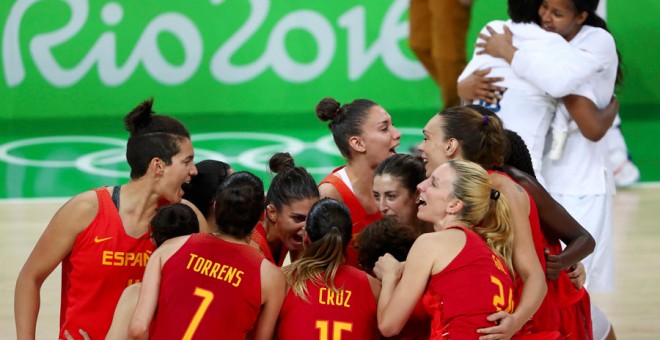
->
<box><xmin>1</xmin><ymin>0</ymin><xmax>658</xmax><ymax>119</ymax></box>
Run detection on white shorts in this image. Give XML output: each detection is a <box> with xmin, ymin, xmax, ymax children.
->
<box><xmin>551</xmin><ymin>193</ymin><xmax>614</xmax><ymax>292</ymax></box>
<box><xmin>591</xmin><ymin>303</ymin><xmax>612</xmax><ymax>340</ymax></box>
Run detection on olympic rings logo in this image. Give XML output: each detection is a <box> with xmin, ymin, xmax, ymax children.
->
<box><xmin>0</xmin><ymin>128</ymin><xmax>422</xmax><ymax>178</ymax></box>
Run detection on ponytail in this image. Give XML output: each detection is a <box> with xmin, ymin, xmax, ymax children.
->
<box><xmin>283</xmin><ymin>228</ymin><xmax>345</xmax><ymax>302</ymax></box>
<box><xmin>476</xmin><ymin>193</ymin><xmax>515</xmax><ymax>276</ymax></box>
<box><xmin>445</xmin><ymin>160</ymin><xmax>514</xmax><ymax>275</ymax></box>
<box><xmin>584</xmin><ymin>11</ymin><xmax>607</xmax><ymax>29</ymax></box>
<box><xmin>439</xmin><ymin>106</ymin><xmax>508</xmax><ymax>169</ymax></box>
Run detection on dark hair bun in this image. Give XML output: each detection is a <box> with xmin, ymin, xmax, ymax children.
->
<box><xmin>315</xmin><ymin>97</ymin><xmax>341</xmax><ymax>122</ymax></box>
<box><xmin>269</xmin><ymin>152</ymin><xmax>295</xmax><ymax>174</ymax></box>
<box><xmin>124</xmin><ymin>98</ymin><xmax>155</xmax><ymax>135</ymax></box>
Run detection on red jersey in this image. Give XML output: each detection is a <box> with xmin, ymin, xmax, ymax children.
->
<box><xmin>546</xmin><ymin>236</ymin><xmax>593</xmax><ymax>339</ymax></box>
<box><xmin>151</xmin><ymin>233</ymin><xmax>264</xmax><ymax>339</ymax></box>
<box><xmin>59</xmin><ymin>187</ymin><xmax>155</xmax><ymax>340</ymax></box>
<box><xmin>278</xmin><ymin>265</ymin><xmax>378</xmax><ymax>340</ymax></box>
<box><xmin>488</xmin><ymin>170</ymin><xmax>562</xmax><ymax>337</ymax></box>
<box><xmin>394</xmin><ymin>299</ymin><xmax>431</xmax><ymax>340</ymax></box>
<box><xmin>320</xmin><ymin>168</ymin><xmax>381</xmax><ymax>267</ymax></box>
<box><xmin>251</xmin><ymin>221</ymin><xmax>288</xmax><ymax>266</ymax></box>
<box><xmin>422</xmin><ymin>226</ymin><xmax>514</xmax><ymax>339</ymax></box>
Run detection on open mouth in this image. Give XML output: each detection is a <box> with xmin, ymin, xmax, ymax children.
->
<box><xmin>416</xmin><ymin>197</ymin><xmax>427</xmax><ymax>208</ymax></box>
<box><xmin>290</xmin><ymin>233</ymin><xmax>304</xmax><ymax>247</ymax></box>
<box><xmin>390</xmin><ymin>143</ymin><xmax>400</xmax><ymax>154</ymax></box>
<box><xmin>390</xmin><ymin>141</ymin><xmax>400</xmax><ymax>155</ymax></box>
<box><xmin>180</xmin><ymin>180</ymin><xmax>192</xmax><ymax>195</ymax></box>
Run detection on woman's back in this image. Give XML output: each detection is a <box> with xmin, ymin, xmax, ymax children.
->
<box><xmin>489</xmin><ymin>169</ymin><xmax>565</xmax><ymax>335</ymax></box>
<box><xmin>423</xmin><ymin>226</ymin><xmax>514</xmax><ymax>338</ymax></box>
<box><xmin>152</xmin><ymin>233</ymin><xmax>264</xmax><ymax>339</ymax></box>
<box><xmin>278</xmin><ymin>265</ymin><xmax>379</xmax><ymax>340</ymax></box>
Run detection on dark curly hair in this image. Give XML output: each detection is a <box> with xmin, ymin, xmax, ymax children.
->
<box><xmin>357</xmin><ymin>217</ymin><xmax>418</xmax><ymax>271</ymax></box>
<box><xmin>504</xmin><ymin>129</ymin><xmax>536</xmax><ymax>178</ymax></box>
<box><xmin>150</xmin><ymin>203</ymin><xmax>199</xmax><ymax>247</ymax></box>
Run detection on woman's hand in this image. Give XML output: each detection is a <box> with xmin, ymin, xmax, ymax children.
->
<box><xmin>476</xmin><ymin>26</ymin><xmax>517</xmax><ymax>63</ymax></box>
<box><xmin>568</xmin><ymin>262</ymin><xmax>587</xmax><ymax>290</ymax></box>
<box><xmin>457</xmin><ymin>68</ymin><xmax>506</xmax><ymax>104</ymax></box>
<box><xmin>477</xmin><ymin>311</ymin><xmax>520</xmax><ymax>340</ymax></box>
<box><xmin>544</xmin><ymin>247</ymin><xmax>564</xmax><ymax>280</ymax></box>
<box><xmin>373</xmin><ymin>253</ymin><xmax>403</xmax><ymax>281</ymax></box>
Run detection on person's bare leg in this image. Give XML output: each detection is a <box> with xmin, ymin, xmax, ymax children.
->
<box><xmin>605</xmin><ymin>325</ymin><xmax>616</xmax><ymax>340</ymax></box>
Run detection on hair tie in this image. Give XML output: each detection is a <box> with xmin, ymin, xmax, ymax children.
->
<box><xmin>490</xmin><ymin>188</ymin><xmax>500</xmax><ymax>201</ymax></box>
<box><xmin>482</xmin><ymin>115</ymin><xmax>489</xmax><ymax>126</ymax></box>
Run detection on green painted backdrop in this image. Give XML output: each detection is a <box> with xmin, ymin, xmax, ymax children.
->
<box><xmin>2</xmin><ymin>0</ymin><xmax>659</xmax><ymax>119</ymax></box>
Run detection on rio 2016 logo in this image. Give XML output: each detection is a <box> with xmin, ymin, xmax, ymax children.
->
<box><xmin>3</xmin><ymin>0</ymin><xmax>425</xmax><ymax>88</ymax></box>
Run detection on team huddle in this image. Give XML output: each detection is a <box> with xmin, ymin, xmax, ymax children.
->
<box><xmin>15</xmin><ymin>0</ymin><xmax>622</xmax><ymax>339</ymax></box>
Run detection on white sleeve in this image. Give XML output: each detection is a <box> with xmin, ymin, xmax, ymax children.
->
<box><xmin>570</xmin><ymin>82</ymin><xmax>598</xmax><ymax>104</ymax></box>
<box><xmin>458</xmin><ymin>21</ymin><xmax>507</xmax><ymax>83</ymax></box>
<box><xmin>458</xmin><ymin>53</ymin><xmax>481</xmax><ymax>83</ymax></box>
<box><xmin>510</xmin><ymin>32</ymin><xmax>606</xmax><ymax>98</ymax></box>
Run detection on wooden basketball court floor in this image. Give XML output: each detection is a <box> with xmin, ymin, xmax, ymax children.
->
<box><xmin>1</xmin><ymin>185</ymin><xmax>659</xmax><ymax>339</ymax></box>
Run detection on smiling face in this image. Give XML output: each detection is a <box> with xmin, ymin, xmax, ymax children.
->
<box><xmin>358</xmin><ymin>105</ymin><xmax>402</xmax><ymax>166</ymax></box>
<box><xmin>418</xmin><ymin>115</ymin><xmax>457</xmax><ymax>177</ymax></box>
<box><xmin>159</xmin><ymin>138</ymin><xmax>197</xmax><ymax>203</ymax></box>
<box><xmin>373</xmin><ymin>174</ymin><xmax>419</xmax><ymax>226</ymax></box>
<box><xmin>538</xmin><ymin>0</ymin><xmax>588</xmax><ymax>41</ymax></box>
<box><xmin>416</xmin><ymin>163</ymin><xmax>458</xmax><ymax>231</ymax></box>
<box><xmin>272</xmin><ymin>197</ymin><xmax>318</xmax><ymax>251</ymax></box>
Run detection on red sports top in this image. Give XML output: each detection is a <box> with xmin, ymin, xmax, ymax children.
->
<box><xmin>319</xmin><ymin>168</ymin><xmax>381</xmax><ymax>267</ymax></box>
<box><xmin>278</xmin><ymin>265</ymin><xmax>378</xmax><ymax>340</ymax></box>
<box><xmin>59</xmin><ymin>187</ymin><xmax>155</xmax><ymax>340</ymax></box>
<box><xmin>488</xmin><ymin>170</ymin><xmax>562</xmax><ymax>338</ymax></box>
<box><xmin>394</xmin><ymin>299</ymin><xmax>431</xmax><ymax>340</ymax></box>
<box><xmin>151</xmin><ymin>233</ymin><xmax>264</xmax><ymax>339</ymax></box>
<box><xmin>546</xmin><ymin>231</ymin><xmax>593</xmax><ymax>339</ymax></box>
<box><xmin>422</xmin><ymin>226</ymin><xmax>514</xmax><ymax>339</ymax></box>
<box><xmin>251</xmin><ymin>221</ymin><xmax>288</xmax><ymax>266</ymax></box>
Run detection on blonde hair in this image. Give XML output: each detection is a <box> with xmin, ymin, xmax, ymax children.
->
<box><xmin>282</xmin><ymin>198</ymin><xmax>352</xmax><ymax>302</ymax></box>
<box><xmin>447</xmin><ymin>160</ymin><xmax>514</xmax><ymax>275</ymax></box>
